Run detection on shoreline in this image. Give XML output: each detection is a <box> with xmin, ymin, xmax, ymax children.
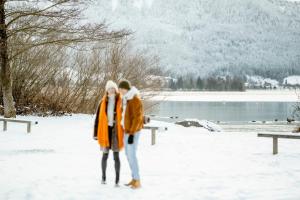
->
<box><xmin>147</xmin><ymin>90</ymin><xmax>299</xmax><ymax>102</ymax></box>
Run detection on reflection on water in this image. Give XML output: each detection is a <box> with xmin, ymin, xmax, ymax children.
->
<box><xmin>149</xmin><ymin>101</ymin><xmax>296</xmax><ymax>122</ymax></box>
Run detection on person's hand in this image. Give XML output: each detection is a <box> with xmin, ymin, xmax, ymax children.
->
<box><xmin>128</xmin><ymin>135</ymin><xmax>134</xmax><ymax>144</ymax></box>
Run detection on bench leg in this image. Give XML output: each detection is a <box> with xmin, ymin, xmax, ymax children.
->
<box><xmin>3</xmin><ymin>121</ymin><xmax>7</xmax><ymax>131</ymax></box>
<box><xmin>151</xmin><ymin>129</ymin><xmax>156</xmax><ymax>145</ymax></box>
<box><xmin>27</xmin><ymin>122</ymin><xmax>31</xmax><ymax>133</ymax></box>
<box><xmin>273</xmin><ymin>137</ymin><xmax>278</xmax><ymax>155</ymax></box>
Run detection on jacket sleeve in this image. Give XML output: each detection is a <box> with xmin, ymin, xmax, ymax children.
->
<box><xmin>128</xmin><ymin>97</ymin><xmax>144</xmax><ymax>135</ymax></box>
<box><xmin>93</xmin><ymin>101</ymin><xmax>101</xmax><ymax>139</ymax></box>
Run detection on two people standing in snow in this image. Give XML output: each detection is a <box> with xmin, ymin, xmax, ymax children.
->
<box><xmin>93</xmin><ymin>80</ymin><xmax>144</xmax><ymax>189</ymax></box>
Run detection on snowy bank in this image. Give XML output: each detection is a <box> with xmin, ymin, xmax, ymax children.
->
<box><xmin>0</xmin><ymin>115</ymin><xmax>300</xmax><ymax>200</ymax></box>
<box><xmin>175</xmin><ymin>119</ymin><xmax>223</xmax><ymax>132</ymax></box>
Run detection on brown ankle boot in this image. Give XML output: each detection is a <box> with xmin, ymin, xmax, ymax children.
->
<box><xmin>125</xmin><ymin>179</ymin><xmax>135</xmax><ymax>186</ymax></box>
<box><xmin>131</xmin><ymin>180</ymin><xmax>141</xmax><ymax>189</ymax></box>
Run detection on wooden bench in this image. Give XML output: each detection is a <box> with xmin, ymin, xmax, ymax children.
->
<box><xmin>258</xmin><ymin>133</ymin><xmax>300</xmax><ymax>155</ymax></box>
<box><xmin>144</xmin><ymin>126</ymin><xmax>168</xmax><ymax>145</ymax></box>
<box><xmin>0</xmin><ymin>118</ymin><xmax>34</xmax><ymax>133</ymax></box>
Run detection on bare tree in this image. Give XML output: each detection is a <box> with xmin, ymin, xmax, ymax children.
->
<box><xmin>293</xmin><ymin>93</ymin><xmax>300</xmax><ymax>119</ymax></box>
<box><xmin>292</xmin><ymin>93</ymin><xmax>300</xmax><ymax>132</ymax></box>
<box><xmin>0</xmin><ymin>0</ymin><xmax>15</xmax><ymax>118</ymax></box>
<box><xmin>0</xmin><ymin>0</ymin><xmax>129</xmax><ymax>118</ymax></box>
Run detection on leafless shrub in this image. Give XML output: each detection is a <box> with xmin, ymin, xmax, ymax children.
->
<box><xmin>7</xmin><ymin>39</ymin><xmax>163</xmax><ymax>116</ymax></box>
<box><xmin>292</xmin><ymin>92</ymin><xmax>300</xmax><ymax>132</ymax></box>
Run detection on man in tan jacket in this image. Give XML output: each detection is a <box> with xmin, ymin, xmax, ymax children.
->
<box><xmin>119</xmin><ymin>80</ymin><xmax>144</xmax><ymax>189</ymax></box>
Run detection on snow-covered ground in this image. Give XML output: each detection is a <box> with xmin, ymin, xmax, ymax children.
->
<box><xmin>1</xmin><ymin>115</ymin><xmax>300</xmax><ymax>200</ymax></box>
<box><xmin>149</xmin><ymin>90</ymin><xmax>299</xmax><ymax>102</ymax></box>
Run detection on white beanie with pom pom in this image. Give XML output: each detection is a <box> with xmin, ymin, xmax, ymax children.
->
<box><xmin>105</xmin><ymin>80</ymin><xmax>119</xmax><ymax>93</ymax></box>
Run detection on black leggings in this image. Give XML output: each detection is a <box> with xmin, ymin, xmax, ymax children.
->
<box><xmin>102</xmin><ymin>152</ymin><xmax>120</xmax><ymax>184</ymax></box>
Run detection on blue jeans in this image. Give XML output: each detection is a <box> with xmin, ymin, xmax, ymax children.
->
<box><xmin>124</xmin><ymin>132</ymin><xmax>141</xmax><ymax>180</ymax></box>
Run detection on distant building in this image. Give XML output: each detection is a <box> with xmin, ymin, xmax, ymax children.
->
<box><xmin>246</xmin><ymin>76</ymin><xmax>279</xmax><ymax>89</ymax></box>
<box><xmin>283</xmin><ymin>76</ymin><xmax>300</xmax><ymax>88</ymax></box>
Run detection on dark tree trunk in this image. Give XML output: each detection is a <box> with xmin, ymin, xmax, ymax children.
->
<box><xmin>0</xmin><ymin>0</ymin><xmax>16</xmax><ymax>118</ymax></box>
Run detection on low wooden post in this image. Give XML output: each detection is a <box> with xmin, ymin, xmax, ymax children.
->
<box><xmin>151</xmin><ymin>128</ymin><xmax>156</xmax><ymax>145</ymax></box>
<box><xmin>3</xmin><ymin>121</ymin><xmax>7</xmax><ymax>131</ymax></box>
<box><xmin>273</xmin><ymin>137</ymin><xmax>278</xmax><ymax>155</ymax></box>
<box><xmin>27</xmin><ymin>122</ymin><xmax>31</xmax><ymax>133</ymax></box>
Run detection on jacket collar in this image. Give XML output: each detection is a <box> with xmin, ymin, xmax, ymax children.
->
<box><xmin>103</xmin><ymin>93</ymin><xmax>121</xmax><ymax>102</ymax></box>
<box><xmin>123</xmin><ymin>87</ymin><xmax>140</xmax><ymax>100</ymax></box>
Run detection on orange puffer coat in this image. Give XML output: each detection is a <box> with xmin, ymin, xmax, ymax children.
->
<box><xmin>94</xmin><ymin>94</ymin><xmax>124</xmax><ymax>150</ymax></box>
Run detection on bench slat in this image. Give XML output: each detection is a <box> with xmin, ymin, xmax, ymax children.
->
<box><xmin>258</xmin><ymin>133</ymin><xmax>300</xmax><ymax>139</ymax></box>
<box><xmin>143</xmin><ymin>126</ymin><xmax>159</xmax><ymax>130</ymax></box>
<box><xmin>0</xmin><ymin>118</ymin><xmax>31</xmax><ymax>124</ymax></box>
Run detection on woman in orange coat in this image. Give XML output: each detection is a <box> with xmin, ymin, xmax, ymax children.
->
<box><xmin>93</xmin><ymin>80</ymin><xmax>124</xmax><ymax>186</ymax></box>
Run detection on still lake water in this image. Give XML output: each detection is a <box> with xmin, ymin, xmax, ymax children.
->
<box><xmin>150</xmin><ymin>101</ymin><xmax>296</xmax><ymax>122</ymax></box>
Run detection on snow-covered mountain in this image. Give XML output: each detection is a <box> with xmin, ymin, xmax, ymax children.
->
<box><xmin>85</xmin><ymin>0</ymin><xmax>300</xmax><ymax>75</ymax></box>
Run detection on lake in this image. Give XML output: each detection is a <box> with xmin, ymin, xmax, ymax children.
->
<box><xmin>149</xmin><ymin>101</ymin><xmax>297</xmax><ymax>122</ymax></box>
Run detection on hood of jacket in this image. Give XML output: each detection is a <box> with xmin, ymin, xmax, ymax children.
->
<box><xmin>123</xmin><ymin>86</ymin><xmax>140</xmax><ymax>100</ymax></box>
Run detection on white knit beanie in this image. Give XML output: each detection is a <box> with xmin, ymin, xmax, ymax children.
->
<box><xmin>105</xmin><ymin>80</ymin><xmax>119</xmax><ymax>93</ymax></box>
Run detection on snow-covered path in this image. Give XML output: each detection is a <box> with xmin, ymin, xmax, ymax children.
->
<box><xmin>0</xmin><ymin>115</ymin><xmax>300</xmax><ymax>200</ymax></box>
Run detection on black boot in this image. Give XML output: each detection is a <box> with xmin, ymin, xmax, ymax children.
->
<box><xmin>101</xmin><ymin>152</ymin><xmax>109</xmax><ymax>184</ymax></box>
<box><xmin>115</xmin><ymin>172</ymin><xmax>120</xmax><ymax>187</ymax></box>
<box><xmin>113</xmin><ymin>152</ymin><xmax>120</xmax><ymax>186</ymax></box>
